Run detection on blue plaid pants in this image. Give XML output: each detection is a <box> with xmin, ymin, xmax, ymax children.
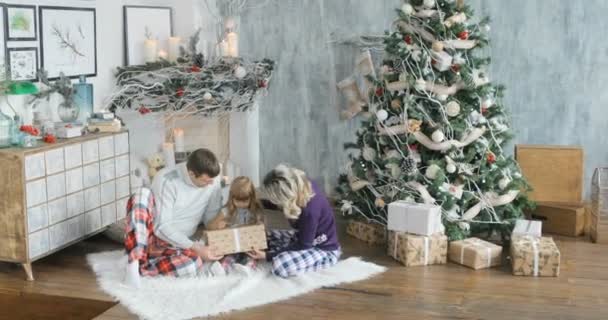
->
<box><xmin>267</xmin><ymin>230</ymin><xmax>341</xmax><ymax>278</ymax></box>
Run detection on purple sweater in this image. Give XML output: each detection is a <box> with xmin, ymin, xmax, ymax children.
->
<box><xmin>267</xmin><ymin>181</ymin><xmax>340</xmax><ymax>261</ymax></box>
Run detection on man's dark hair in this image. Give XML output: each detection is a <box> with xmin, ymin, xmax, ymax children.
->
<box><xmin>186</xmin><ymin>148</ymin><xmax>220</xmax><ymax>178</ymax></box>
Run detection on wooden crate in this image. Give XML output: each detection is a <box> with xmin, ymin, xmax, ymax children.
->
<box><xmin>530</xmin><ymin>202</ymin><xmax>585</xmax><ymax>236</ymax></box>
<box><xmin>515</xmin><ymin>145</ymin><xmax>583</xmax><ymax>203</ymax></box>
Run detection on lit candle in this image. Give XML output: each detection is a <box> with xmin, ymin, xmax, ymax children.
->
<box><xmin>173</xmin><ymin>128</ymin><xmax>184</xmax><ymax>152</ymax></box>
<box><xmin>226</xmin><ymin>32</ymin><xmax>238</xmax><ymax>57</ymax></box>
<box><xmin>162</xmin><ymin>142</ymin><xmax>176</xmax><ymax>168</ymax></box>
<box><xmin>168</xmin><ymin>37</ymin><xmax>181</xmax><ymax>62</ymax></box>
<box><xmin>158</xmin><ymin>49</ymin><xmax>168</xmax><ymax>60</ymax></box>
<box><xmin>219</xmin><ymin>40</ymin><xmax>229</xmax><ymax>57</ymax></box>
<box><xmin>144</xmin><ymin>39</ymin><xmax>158</xmax><ymax>63</ymax></box>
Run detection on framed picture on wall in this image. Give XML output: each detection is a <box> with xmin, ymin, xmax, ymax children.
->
<box><xmin>39</xmin><ymin>6</ymin><xmax>97</xmax><ymax>79</ymax></box>
<box><xmin>123</xmin><ymin>6</ymin><xmax>173</xmax><ymax>66</ymax></box>
<box><xmin>5</xmin><ymin>4</ymin><xmax>37</xmax><ymax>41</ymax></box>
<box><xmin>0</xmin><ymin>4</ymin><xmax>7</xmax><ymax>81</ymax></box>
<box><xmin>7</xmin><ymin>47</ymin><xmax>38</xmax><ymax>81</ymax></box>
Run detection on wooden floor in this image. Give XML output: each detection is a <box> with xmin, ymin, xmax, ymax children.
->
<box><xmin>1</xmin><ymin>217</ymin><xmax>607</xmax><ymax>320</ymax></box>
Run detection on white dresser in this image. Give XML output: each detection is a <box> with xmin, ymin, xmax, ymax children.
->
<box><xmin>0</xmin><ymin>131</ymin><xmax>130</xmax><ymax>280</ymax></box>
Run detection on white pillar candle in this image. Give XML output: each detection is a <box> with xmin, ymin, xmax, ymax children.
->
<box><xmin>162</xmin><ymin>142</ymin><xmax>176</xmax><ymax>168</ymax></box>
<box><xmin>168</xmin><ymin>37</ymin><xmax>181</xmax><ymax>62</ymax></box>
<box><xmin>226</xmin><ymin>32</ymin><xmax>238</xmax><ymax>57</ymax></box>
<box><xmin>219</xmin><ymin>40</ymin><xmax>229</xmax><ymax>57</ymax></box>
<box><xmin>144</xmin><ymin>39</ymin><xmax>158</xmax><ymax>63</ymax></box>
<box><xmin>173</xmin><ymin>128</ymin><xmax>185</xmax><ymax>152</ymax></box>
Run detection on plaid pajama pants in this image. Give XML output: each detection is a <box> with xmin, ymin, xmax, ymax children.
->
<box><xmin>124</xmin><ymin>187</ymin><xmax>203</xmax><ymax>277</ymax></box>
<box><xmin>267</xmin><ymin>230</ymin><xmax>341</xmax><ymax>278</ymax></box>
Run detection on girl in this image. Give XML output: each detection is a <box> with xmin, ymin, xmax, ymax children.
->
<box><xmin>248</xmin><ymin>164</ymin><xmax>341</xmax><ymax>277</ymax></box>
<box><xmin>207</xmin><ymin>176</ymin><xmax>264</xmax><ymax>275</ymax></box>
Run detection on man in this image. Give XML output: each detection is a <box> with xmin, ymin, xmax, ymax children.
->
<box><xmin>124</xmin><ymin>148</ymin><xmax>224</xmax><ymax>286</ymax></box>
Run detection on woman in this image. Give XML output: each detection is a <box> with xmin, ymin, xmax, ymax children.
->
<box><xmin>247</xmin><ymin>164</ymin><xmax>341</xmax><ymax>277</ymax></box>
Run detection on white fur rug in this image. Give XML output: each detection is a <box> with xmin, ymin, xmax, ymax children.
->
<box><xmin>87</xmin><ymin>250</ymin><xmax>386</xmax><ymax>320</ymax></box>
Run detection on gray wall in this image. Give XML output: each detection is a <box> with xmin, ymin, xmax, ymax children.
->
<box><xmin>240</xmin><ymin>0</ymin><xmax>607</xmax><ymax>197</ymax></box>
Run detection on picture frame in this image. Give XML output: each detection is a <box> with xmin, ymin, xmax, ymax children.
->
<box><xmin>5</xmin><ymin>4</ymin><xmax>37</xmax><ymax>41</ymax></box>
<box><xmin>123</xmin><ymin>6</ymin><xmax>173</xmax><ymax>66</ymax></box>
<box><xmin>0</xmin><ymin>4</ymin><xmax>7</xmax><ymax>81</ymax></box>
<box><xmin>7</xmin><ymin>47</ymin><xmax>38</xmax><ymax>81</ymax></box>
<box><xmin>39</xmin><ymin>6</ymin><xmax>97</xmax><ymax>80</ymax></box>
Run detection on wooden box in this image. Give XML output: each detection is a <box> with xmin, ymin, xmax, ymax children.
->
<box><xmin>203</xmin><ymin>224</ymin><xmax>267</xmax><ymax>256</ymax></box>
<box><xmin>530</xmin><ymin>202</ymin><xmax>585</xmax><ymax>236</ymax></box>
<box><xmin>346</xmin><ymin>220</ymin><xmax>387</xmax><ymax>245</ymax></box>
<box><xmin>0</xmin><ymin>131</ymin><xmax>131</xmax><ymax>280</ymax></box>
<box><xmin>387</xmin><ymin>231</ymin><xmax>447</xmax><ymax>267</ymax></box>
<box><xmin>515</xmin><ymin>145</ymin><xmax>583</xmax><ymax>203</ymax></box>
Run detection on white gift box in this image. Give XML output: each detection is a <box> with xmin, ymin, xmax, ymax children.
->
<box><xmin>512</xmin><ymin>219</ymin><xmax>542</xmax><ymax>238</ymax></box>
<box><xmin>387</xmin><ymin>201</ymin><xmax>443</xmax><ymax>236</ymax></box>
<box><xmin>56</xmin><ymin>125</ymin><xmax>84</xmax><ymax>138</ymax></box>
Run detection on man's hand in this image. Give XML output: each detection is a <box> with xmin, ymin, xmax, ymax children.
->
<box><xmin>246</xmin><ymin>249</ymin><xmax>267</xmax><ymax>260</ymax></box>
<box><xmin>192</xmin><ymin>242</ymin><xmax>223</xmax><ymax>261</ymax></box>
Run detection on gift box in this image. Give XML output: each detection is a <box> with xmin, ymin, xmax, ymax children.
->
<box><xmin>387</xmin><ymin>231</ymin><xmax>447</xmax><ymax>267</ymax></box>
<box><xmin>387</xmin><ymin>201</ymin><xmax>442</xmax><ymax>236</ymax></box>
<box><xmin>510</xmin><ymin>236</ymin><xmax>560</xmax><ymax>277</ymax></box>
<box><xmin>530</xmin><ymin>202</ymin><xmax>585</xmax><ymax>237</ymax></box>
<box><xmin>448</xmin><ymin>237</ymin><xmax>503</xmax><ymax>270</ymax></box>
<box><xmin>512</xmin><ymin>219</ymin><xmax>542</xmax><ymax>238</ymax></box>
<box><xmin>346</xmin><ymin>220</ymin><xmax>387</xmax><ymax>245</ymax></box>
<box><xmin>515</xmin><ymin>145</ymin><xmax>583</xmax><ymax>204</ymax></box>
<box><xmin>203</xmin><ymin>224</ymin><xmax>267</xmax><ymax>256</ymax></box>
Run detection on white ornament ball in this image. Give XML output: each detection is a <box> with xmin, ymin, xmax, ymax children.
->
<box><xmin>437</xmin><ymin>94</ymin><xmax>448</xmax><ymax>102</ymax></box>
<box><xmin>362</xmin><ymin>147</ymin><xmax>376</xmax><ymax>161</ymax></box>
<box><xmin>401</xmin><ymin>3</ymin><xmax>414</xmax><ymax>15</ymax></box>
<box><xmin>431</xmin><ymin>41</ymin><xmax>444</xmax><ymax>52</ymax></box>
<box><xmin>431</xmin><ymin>130</ymin><xmax>445</xmax><ymax>142</ymax></box>
<box><xmin>446</xmin><ymin>163</ymin><xmax>457</xmax><ymax>174</ymax></box>
<box><xmin>203</xmin><ymin>92</ymin><xmax>213</xmax><ymax>101</ymax></box>
<box><xmin>446</xmin><ymin>101</ymin><xmax>461</xmax><ymax>117</ymax></box>
<box><xmin>376</xmin><ymin>109</ymin><xmax>389</xmax><ymax>122</ymax></box>
<box><xmin>499</xmin><ymin>177</ymin><xmax>511</xmax><ymax>190</ymax></box>
<box><xmin>425</xmin><ymin>164</ymin><xmax>441</xmax><ymax>180</ymax></box>
<box><xmin>414</xmin><ymin>79</ymin><xmax>426</xmax><ymax>91</ymax></box>
<box><xmin>423</xmin><ymin>0</ymin><xmax>435</xmax><ymax>9</ymax></box>
<box><xmin>234</xmin><ymin>66</ymin><xmax>247</xmax><ymax>79</ymax></box>
<box><xmin>483</xmin><ymin>24</ymin><xmax>491</xmax><ymax>33</ymax></box>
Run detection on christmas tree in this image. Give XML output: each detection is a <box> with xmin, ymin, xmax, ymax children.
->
<box><xmin>336</xmin><ymin>0</ymin><xmax>534</xmax><ymax>241</ymax></box>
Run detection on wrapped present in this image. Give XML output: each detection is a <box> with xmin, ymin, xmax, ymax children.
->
<box><xmin>512</xmin><ymin>219</ymin><xmax>542</xmax><ymax>238</ymax></box>
<box><xmin>448</xmin><ymin>237</ymin><xmax>503</xmax><ymax>270</ymax></box>
<box><xmin>387</xmin><ymin>231</ymin><xmax>447</xmax><ymax>267</ymax></box>
<box><xmin>510</xmin><ymin>236</ymin><xmax>560</xmax><ymax>277</ymax></box>
<box><xmin>203</xmin><ymin>224</ymin><xmax>267</xmax><ymax>256</ymax></box>
<box><xmin>531</xmin><ymin>202</ymin><xmax>585</xmax><ymax>236</ymax></box>
<box><xmin>387</xmin><ymin>201</ymin><xmax>443</xmax><ymax>236</ymax></box>
<box><xmin>346</xmin><ymin>220</ymin><xmax>387</xmax><ymax>245</ymax></box>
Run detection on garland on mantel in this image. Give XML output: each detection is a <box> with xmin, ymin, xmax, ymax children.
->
<box><xmin>107</xmin><ymin>52</ymin><xmax>274</xmax><ymax>118</ymax></box>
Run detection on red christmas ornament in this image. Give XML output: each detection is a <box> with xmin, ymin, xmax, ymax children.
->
<box><xmin>481</xmin><ymin>107</ymin><xmax>489</xmax><ymax>115</ymax></box>
<box><xmin>375</xmin><ymin>87</ymin><xmax>384</xmax><ymax>97</ymax></box>
<box><xmin>43</xmin><ymin>134</ymin><xmax>57</xmax><ymax>144</ymax></box>
<box><xmin>431</xmin><ymin>59</ymin><xmax>437</xmax><ymax>65</ymax></box>
<box><xmin>258</xmin><ymin>79</ymin><xmax>268</xmax><ymax>88</ymax></box>
<box><xmin>458</xmin><ymin>31</ymin><xmax>469</xmax><ymax>40</ymax></box>
<box><xmin>451</xmin><ymin>64</ymin><xmax>461</xmax><ymax>72</ymax></box>
<box><xmin>138</xmin><ymin>106</ymin><xmax>151</xmax><ymax>115</ymax></box>
<box><xmin>176</xmin><ymin>88</ymin><xmax>185</xmax><ymax>97</ymax></box>
<box><xmin>487</xmin><ymin>152</ymin><xmax>496</xmax><ymax>164</ymax></box>
<box><xmin>20</xmin><ymin>125</ymin><xmax>39</xmax><ymax>136</ymax></box>
<box><xmin>404</xmin><ymin>35</ymin><xmax>413</xmax><ymax>45</ymax></box>
<box><xmin>408</xmin><ymin>144</ymin><xmax>418</xmax><ymax>151</ymax></box>
<box><xmin>189</xmin><ymin>66</ymin><xmax>201</xmax><ymax>73</ymax></box>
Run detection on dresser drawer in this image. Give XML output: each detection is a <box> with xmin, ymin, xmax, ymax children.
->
<box><xmin>66</xmin><ymin>167</ymin><xmax>84</xmax><ymax>194</ymax></box>
<box><xmin>100</xmin><ymin>181</ymin><xmax>116</xmax><ymax>205</ymax></box>
<box><xmin>83</xmin><ymin>162</ymin><xmax>100</xmax><ymax>188</ymax></box>
<box><xmin>99</xmin><ymin>136</ymin><xmax>115</xmax><ymax>160</ymax></box>
<box><xmin>46</xmin><ymin>172</ymin><xmax>66</xmax><ymax>201</ymax></box>
<box><xmin>24</xmin><ymin>153</ymin><xmax>45</xmax><ymax>181</ymax></box>
<box><xmin>64</xmin><ymin>143</ymin><xmax>83</xmax><ymax>169</ymax></box>
<box><xmin>82</xmin><ymin>140</ymin><xmax>99</xmax><ymax>164</ymax></box>
<box><xmin>116</xmin><ymin>176</ymin><xmax>130</xmax><ymax>199</ymax></box>
<box><xmin>28</xmin><ymin>229</ymin><xmax>50</xmax><ymax>259</ymax></box>
<box><xmin>114</xmin><ymin>132</ymin><xmax>129</xmax><ymax>155</ymax></box>
<box><xmin>26</xmin><ymin>179</ymin><xmax>47</xmax><ymax>208</ymax></box>
<box><xmin>100</xmin><ymin>158</ymin><xmax>115</xmax><ymax>183</ymax></box>
<box><xmin>50</xmin><ymin>215</ymin><xmax>84</xmax><ymax>250</ymax></box>
<box><xmin>45</xmin><ymin>148</ymin><xmax>65</xmax><ymax>175</ymax></box>
<box><xmin>115</xmin><ymin>154</ymin><xmax>130</xmax><ymax>178</ymax></box>
<box><xmin>27</xmin><ymin>204</ymin><xmax>48</xmax><ymax>233</ymax></box>
<box><xmin>85</xmin><ymin>208</ymin><xmax>102</xmax><ymax>234</ymax></box>
<box><xmin>101</xmin><ymin>202</ymin><xmax>116</xmax><ymax>227</ymax></box>
<box><xmin>84</xmin><ymin>186</ymin><xmax>100</xmax><ymax>211</ymax></box>
<box><xmin>116</xmin><ymin>197</ymin><xmax>129</xmax><ymax>220</ymax></box>
<box><xmin>47</xmin><ymin>197</ymin><xmax>68</xmax><ymax>225</ymax></box>
<box><xmin>66</xmin><ymin>191</ymin><xmax>85</xmax><ymax>218</ymax></box>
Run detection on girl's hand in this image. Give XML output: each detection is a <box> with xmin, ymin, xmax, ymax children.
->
<box><xmin>192</xmin><ymin>242</ymin><xmax>223</xmax><ymax>261</ymax></box>
<box><xmin>246</xmin><ymin>249</ymin><xmax>266</xmax><ymax>260</ymax></box>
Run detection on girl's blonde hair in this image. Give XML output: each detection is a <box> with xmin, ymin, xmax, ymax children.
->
<box><xmin>261</xmin><ymin>164</ymin><xmax>315</xmax><ymax>219</ymax></box>
<box><xmin>226</xmin><ymin>176</ymin><xmax>263</xmax><ymax>225</ymax></box>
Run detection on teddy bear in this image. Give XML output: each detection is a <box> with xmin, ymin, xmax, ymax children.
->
<box><xmin>147</xmin><ymin>153</ymin><xmax>165</xmax><ymax>181</ymax></box>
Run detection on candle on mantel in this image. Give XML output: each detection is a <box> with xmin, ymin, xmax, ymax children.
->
<box><xmin>162</xmin><ymin>142</ymin><xmax>176</xmax><ymax>168</ymax></box>
<box><xmin>226</xmin><ymin>32</ymin><xmax>238</xmax><ymax>57</ymax></box>
<box><xmin>144</xmin><ymin>39</ymin><xmax>158</xmax><ymax>63</ymax></box>
<box><xmin>158</xmin><ymin>49</ymin><xmax>168</xmax><ymax>60</ymax></box>
<box><xmin>219</xmin><ymin>40</ymin><xmax>229</xmax><ymax>57</ymax></box>
<box><xmin>173</xmin><ymin>128</ymin><xmax>185</xmax><ymax>152</ymax></box>
<box><xmin>168</xmin><ymin>37</ymin><xmax>181</xmax><ymax>62</ymax></box>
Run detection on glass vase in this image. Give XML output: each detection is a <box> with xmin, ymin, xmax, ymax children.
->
<box><xmin>57</xmin><ymin>99</ymin><xmax>80</xmax><ymax>123</ymax></box>
<box><xmin>74</xmin><ymin>75</ymin><xmax>93</xmax><ymax>124</ymax></box>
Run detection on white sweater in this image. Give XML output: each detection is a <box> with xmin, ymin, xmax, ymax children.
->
<box><xmin>151</xmin><ymin>162</ymin><xmax>222</xmax><ymax>249</ymax></box>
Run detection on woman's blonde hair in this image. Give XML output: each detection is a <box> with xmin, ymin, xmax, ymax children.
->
<box><xmin>261</xmin><ymin>164</ymin><xmax>315</xmax><ymax>219</ymax></box>
<box><xmin>226</xmin><ymin>176</ymin><xmax>263</xmax><ymax>225</ymax></box>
